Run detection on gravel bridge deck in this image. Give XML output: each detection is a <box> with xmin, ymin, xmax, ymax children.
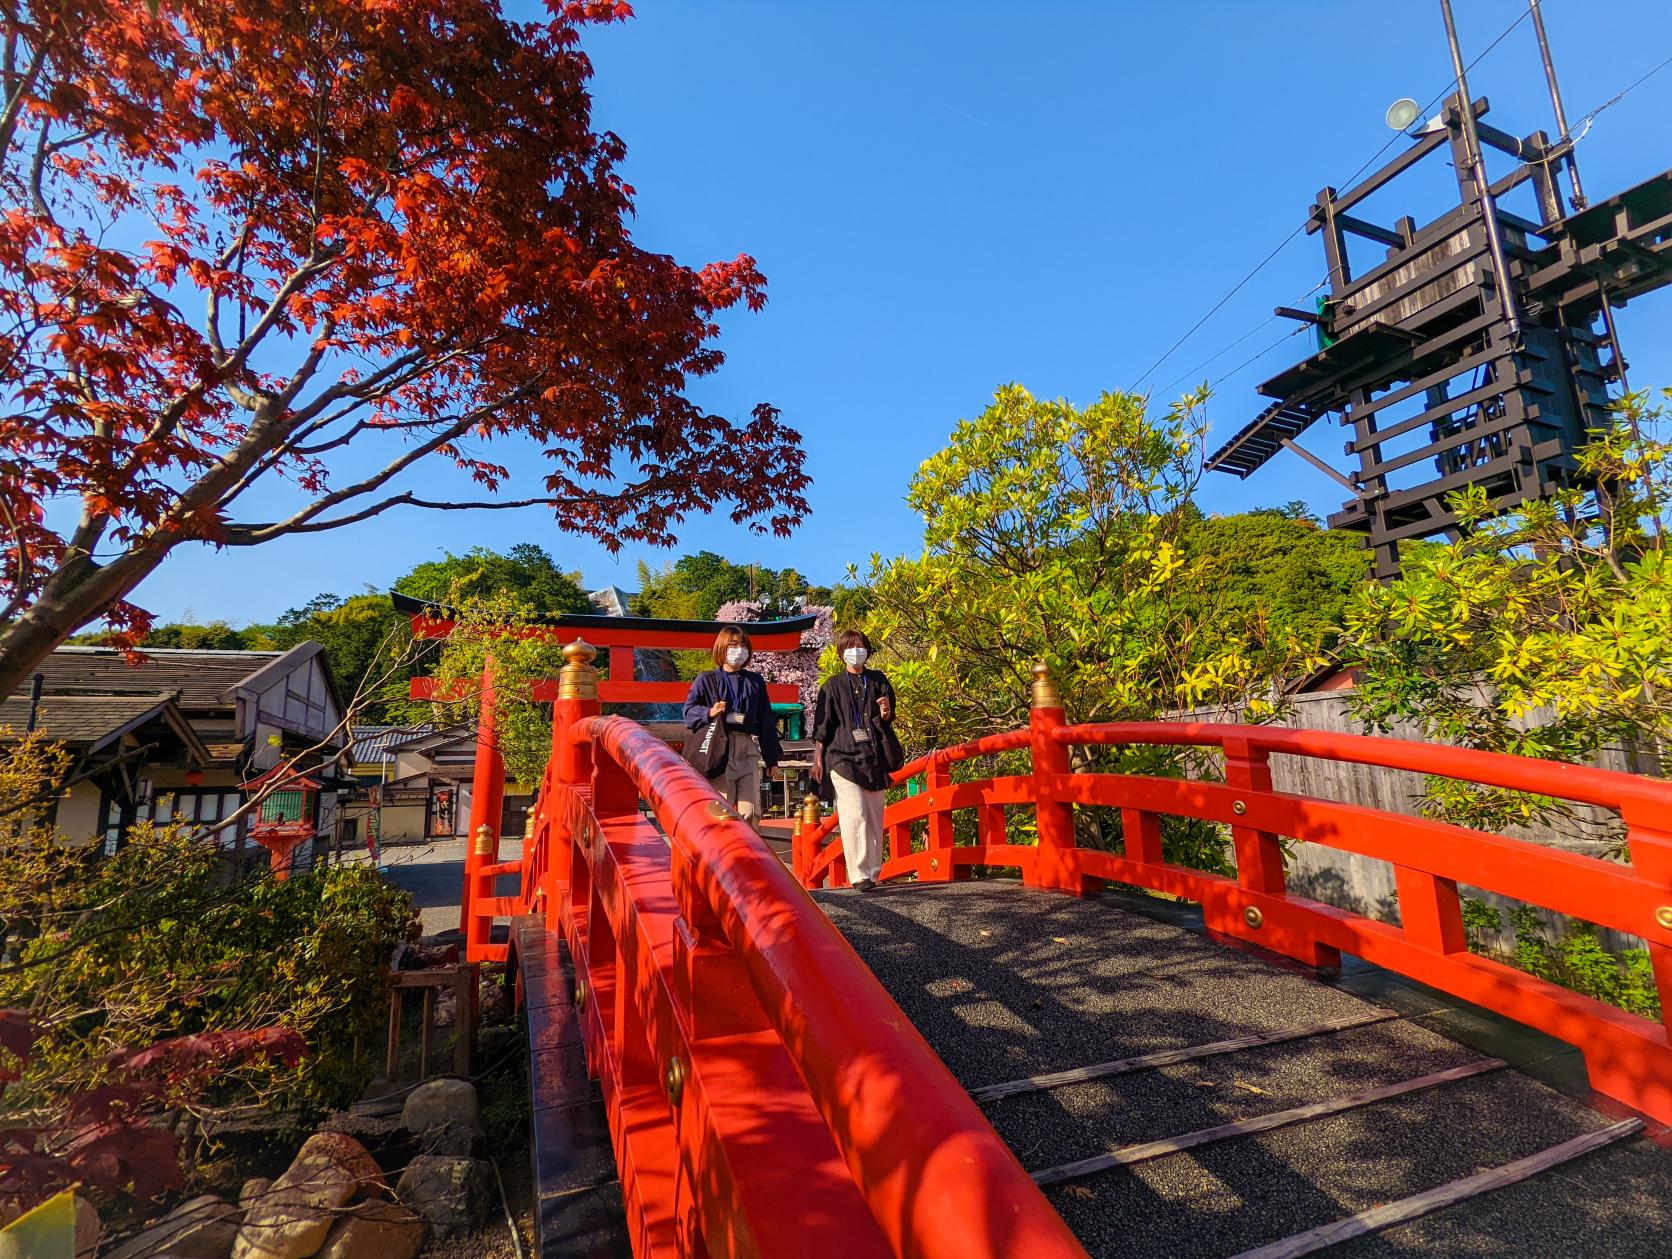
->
<box><xmin>814</xmin><ymin>881</ymin><xmax>1672</xmax><ymax>1259</ymax></box>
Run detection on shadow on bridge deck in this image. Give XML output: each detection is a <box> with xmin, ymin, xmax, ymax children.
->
<box><xmin>814</xmin><ymin>881</ymin><xmax>1672</xmax><ymax>1258</ymax></box>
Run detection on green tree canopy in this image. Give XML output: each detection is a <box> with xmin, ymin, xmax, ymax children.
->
<box><xmin>394</xmin><ymin>543</ymin><xmax>591</xmax><ymax>615</ymax></box>
<box><xmin>863</xmin><ymin>383</ymin><xmax>1322</xmax><ymax>754</ymax></box>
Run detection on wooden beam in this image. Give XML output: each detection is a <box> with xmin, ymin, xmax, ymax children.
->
<box><xmin>1029</xmin><ymin>1059</ymin><xmax>1504</xmax><ymax>1186</ymax></box>
<box><xmin>1229</xmin><ymin>1120</ymin><xmax>1644</xmax><ymax>1259</ymax></box>
<box><xmin>969</xmin><ymin>1009</ymin><xmax>1397</xmax><ymax>1103</ymax></box>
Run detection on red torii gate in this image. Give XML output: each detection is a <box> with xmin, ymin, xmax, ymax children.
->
<box><xmin>392</xmin><ymin>593</ymin><xmax>815</xmax><ymax>958</ymax></box>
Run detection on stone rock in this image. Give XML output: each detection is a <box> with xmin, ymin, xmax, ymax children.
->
<box><xmin>416</xmin><ymin>1121</ymin><xmax>484</xmax><ymax>1159</ymax></box>
<box><xmin>393</xmin><ymin>1156</ymin><xmax>493</xmax><ymax>1240</ymax></box>
<box><xmin>400</xmin><ymin>1077</ymin><xmax>480</xmax><ymax>1134</ymax></box>
<box><xmin>238</xmin><ymin>1180</ymin><xmax>272</xmax><ymax>1214</ymax></box>
<box><xmin>433</xmin><ymin>986</ymin><xmax>458</xmax><ymax>1029</ymax></box>
<box><xmin>106</xmin><ymin>1194</ymin><xmax>240</xmax><ymax>1259</ymax></box>
<box><xmin>315</xmin><ymin>1199</ymin><xmax>427</xmax><ymax>1259</ymax></box>
<box><xmin>478</xmin><ymin>976</ymin><xmax>512</xmax><ymax>1027</ymax></box>
<box><xmin>476</xmin><ymin>1024</ymin><xmax>516</xmax><ymax>1068</ymax></box>
<box><xmin>231</xmin><ymin>1132</ymin><xmax>386</xmax><ymax>1259</ymax></box>
<box><xmin>318</xmin><ymin>1109</ymin><xmax>417</xmax><ymax>1175</ymax></box>
<box><xmin>73</xmin><ymin>1194</ymin><xmax>99</xmax><ymax>1259</ymax></box>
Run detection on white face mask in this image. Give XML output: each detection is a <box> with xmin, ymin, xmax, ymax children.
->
<box><xmin>842</xmin><ymin>647</ymin><xmax>869</xmax><ymax>668</ymax></box>
<box><xmin>724</xmin><ymin>646</ymin><xmax>749</xmax><ymax>668</ymax></box>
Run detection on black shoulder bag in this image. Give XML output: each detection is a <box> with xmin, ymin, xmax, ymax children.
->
<box><xmin>682</xmin><ymin>675</ymin><xmax>730</xmax><ymax>779</ymax></box>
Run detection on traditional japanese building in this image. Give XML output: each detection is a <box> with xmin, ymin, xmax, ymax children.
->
<box><xmin>0</xmin><ymin>643</ymin><xmax>352</xmax><ymax>861</ymax></box>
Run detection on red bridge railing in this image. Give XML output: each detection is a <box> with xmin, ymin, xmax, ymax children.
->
<box><xmin>796</xmin><ymin>663</ymin><xmax>1672</xmax><ymax>1128</ymax></box>
<box><xmin>500</xmin><ymin>643</ymin><xmax>1087</xmax><ymax>1258</ymax></box>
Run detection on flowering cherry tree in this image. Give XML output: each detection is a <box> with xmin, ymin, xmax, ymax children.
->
<box><xmin>0</xmin><ymin>0</ymin><xmax>807</xmax><ymax>696</ymax></box>
<box><xmin>718</xmin><ymin>598</ymin><xmax>833</xmax><ymax>715</ymax></box>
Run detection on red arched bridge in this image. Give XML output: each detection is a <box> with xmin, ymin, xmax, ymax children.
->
<box><xmin>446</xmin><ymin>632</ymin><xmax>1672</xmax><ymax>1258</ymax></box>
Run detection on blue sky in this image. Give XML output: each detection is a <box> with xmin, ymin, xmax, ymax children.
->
<box><xmin>141</xmin><ymin>0</ymin><xmax>1672</xmax><ymax>623</ymax></box>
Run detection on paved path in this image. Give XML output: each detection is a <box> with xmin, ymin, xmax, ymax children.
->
<box><xmin>815</xmin><ymin>881</ymin><xmax>1672</xmax><ymax>1258</ymax></box>
<box><xmin>379</xmin><ymin>838</ymin><xmax>523</xmax><ymax>937</ymax></box>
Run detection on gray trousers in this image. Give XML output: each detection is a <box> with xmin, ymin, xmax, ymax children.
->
<box><xmin>831</xmin><ymin>769</ymin><xmax>885</xmax><ymax>882</ymax></box>
<box><xmin>720</xmin><ymin>731</ymin><xmax>761</xmax><ymax>830</ymax></box>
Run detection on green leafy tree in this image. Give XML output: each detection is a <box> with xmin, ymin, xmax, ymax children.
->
<box><xmin>395</xmin><ymin>543</ymin><xmax>592</xmax><ymax>615</ymax></box>
<box><xmin>265</xmin><ymin>593</ymin><xmax>410</xmax><ymax>719</ymax></box>
<box><xmin>419</xmin><ymin>594</ymin><xmax>569</xmax><ymax>788</ymax></box>
<box><xmin>864</xmin><ymin>384</ymin><xmax>1319</xmax><ymax>750</ymax></box>
<box><xmin>1342</xmin><ymin>390</ymin><xmax>1671</xmax><ymax>834</ymax></box>
<box><xmin>860</xmin><ymin>384</ymin><xmax>1322</xmax><ymax>871</ymax></box>
<box><xmin>1179</xmin><ymin>508</ymin><xmax>1369</xmax><ymax>653</ymax></box>
<box><xmin>0</xmin><ymin>735</ymin><xmax>417</xmax><ymax>1207</ymax></box>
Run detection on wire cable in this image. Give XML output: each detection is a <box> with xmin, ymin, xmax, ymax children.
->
<box><xmin>1556</xmin><ymin>49</ymin><xmax>1672</xmax><ymax>148</ymax></box>
<box><xmin>1127</xmin><ymin>3</ymin><xmax>1538</xmax><ymax>395</ymax></box>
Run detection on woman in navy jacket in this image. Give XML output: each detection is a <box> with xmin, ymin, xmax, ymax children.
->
<box><xmin>682</xmin><ymin>625</ymin><xmax>782</xmax><ymax>831</ymax></box>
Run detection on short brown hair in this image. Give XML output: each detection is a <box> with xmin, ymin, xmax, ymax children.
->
<box><xmin>835</xmin><ymin>628</ymin><xmax>871</xmax><ymax>655</ymax></box>
<box><xmin>712</xmin><ymin>624</ymin><xmax>753</xmax><ymax>667</ymax></box>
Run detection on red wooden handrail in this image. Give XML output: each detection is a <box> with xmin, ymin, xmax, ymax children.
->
<box><xmin>796</xmin><ymin>707</ymin><xmax>1672</xmax><ymax>1127</ymax></box>
<box><xmin>511</xmin><ymin>653</ymin><xmax>1087</xmax><ymax>1258</ymax></box>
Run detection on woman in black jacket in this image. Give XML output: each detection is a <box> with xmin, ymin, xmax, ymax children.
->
<box><xmin>810</xmin><ymin>629</ymin><xmax>897</xmax><ymax>891</ymax></box>
<box><xmin>682</xmin><ymin>625</ymin><xmax>782</xmax><ymax>831</ymax></box>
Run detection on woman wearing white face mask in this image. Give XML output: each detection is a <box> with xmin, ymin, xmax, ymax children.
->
<box><xmin>683</xmin><ymin>625</ymin><xmax>781</xmax><ymax>830</ymax></box>
<box><xmin>810</xmin><ymin>629</ymin><xmax>897</xmax><ymax>891</ymax></box>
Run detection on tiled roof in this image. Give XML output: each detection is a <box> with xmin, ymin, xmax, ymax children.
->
<box><xmin>349</xmin><ymin>724</ymin><xmax>434</xmax><ymax>763</ymax></box>
<box><xmin>0</xmin><ymin>691</ymin><xmax>180</xmax><ymax>749</ymax></box>
<box><xmin>23</xmin><ymin>646</ymin><xmax>283</xmax><ymax>708</ymax></box>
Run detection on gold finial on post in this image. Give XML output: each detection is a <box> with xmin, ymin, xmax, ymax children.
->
<box><xmin>800</xmin><ymin>792</ymin><xmax>821</xmax><ymax>828</ymax></box>
<box><xmin>473</xmin><ymin>822</ymin><xmax>494</xmax><ymax>857</ymax></box>
<box><xmin>1030</xmin><ymin>660</ymin><xmax>1061</xmax><ymax>710</ymax></box>
<box><xmin>556</xmin><ymin>637</ymin><xmax>599</xmax><ymax>701</ymax></box>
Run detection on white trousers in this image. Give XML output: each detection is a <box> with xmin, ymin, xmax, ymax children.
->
<box><xmin>831</xmin><ymin>770</ymin><xmax>885</xmax><ymax>883</ymax></box>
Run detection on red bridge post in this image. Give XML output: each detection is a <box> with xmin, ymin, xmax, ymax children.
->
<box><xmin>462</xmin><ymin>654</ymin><xmax>505</xmax><ymax>961</ymax></box>
<box><xmin>1025</xmin><ymin>661</ymin><xmax>1099</xmax><ymax>898</ymax></box>
<box><xmin>546</xmin><ymin>639</ymin><xmax>600</xmax><ymax>932</ymax></box>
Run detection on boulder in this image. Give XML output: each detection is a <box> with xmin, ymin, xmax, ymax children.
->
<box><xmin>478</xmin><ymin>976</ymin><xmax>512</xmax><ymax>1027</ymax></box>
<box><xmin>238</xmin><ymin>1180</ymin><xmax>272</xmax><ymax>1214</ymax></box>
<box><xmin>416</xmin><ymin>1121</ymin><xmax>484</xmax><ymax>1160</ymax></box>
<box><xmin>400</xmin><ymin>1077</ymin><xmax>480</xmax><ymax>1134</ymax></box>
<box><xmin>106</xmin><ymin>1194</ymin><xmax>240</xmax><ymax>1259</ymax></box>
<box><xmin>231</xmin><ymin>1132</ymin><xmax>386</xmax><ymax>1259</ymax></box>
<box><xmin>315</xmin><ymin>1199</ymin><xmax>427</xmax><ymax>1259</ymax></box>
<box><xmin>393</xmin><ymin>1156</ymin><xmax>493</xmax><ymax>1240</ymax></box>
<box><xmin>318</xmin><ymin>1109</ymin><xmax>416</xmax><ymax>1175</ymax></box>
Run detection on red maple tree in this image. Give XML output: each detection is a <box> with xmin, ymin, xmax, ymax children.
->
<box><xmin>0</xmin><ymin>0</ymin><xmax>807</xmax><ymax>696</ymax></box>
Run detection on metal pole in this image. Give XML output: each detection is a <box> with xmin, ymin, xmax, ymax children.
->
<box><xmin>1527</xmin><ymin>0</ymin><xmax>1585</xmax><ymax>209</ymax></box>
<box><xmin>23</xmin><ymin>672</ymin><xmax>42</xmax><ymax>732</ymax></box>
<box><xmin>1440</xmin><ymin>0</ymin><xmax>1521</xmax><ymax>345</ymax></box>
<box><xmin>1526</xmin><ymin>1</ymin><xmax>1630</xmax><ymax>399</ymax></box>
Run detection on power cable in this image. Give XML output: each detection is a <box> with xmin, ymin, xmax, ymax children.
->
<box><xmin>1127</xmin><ymin>2</ymin><xmax>1538</xmax><ymax>395</ymax></box>
<box><xmin>1556</xmin><ymin>49</ymin><xmax>1672</xmax><ymax>148</ymax></box>
<box><xmin>1157</xmin><ymin>278</ymin><xmax>1327</xmax><ymax>398</ymax></box>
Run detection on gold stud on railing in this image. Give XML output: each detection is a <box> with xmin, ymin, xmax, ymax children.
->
<box><xmin>557</xmin><ymin>637</ymin><xmax>599</xmax><ymax>701</ymax></box>
<box><xmin>665</xmin><ymin>1055</ymin><xmax>686</xmax><ymax>1107</ymax></box>
<box><xmin>1656</xmin><ymin>906</ymin><xmax>1672</xmax><ymax>932</ymax></box>
<box><xmin>1243</xmin><ymin>906</ymin><xmax>1264</xmax><ymax>929</ymax></box>
<box><xmin>1030</xmin><ymin>660</ymin><xmax>1062</xmax><ymax>710</ymax></box>
<box><xmin>473</xmin><ymin>823</ymin><xmax>494</xmax><ymax>857</ymax></box>
<box><xmin>800</xmin><ymin>793</ymin><xmax>821</xmax><ymax>828</ymax></box>
<box><xmin>930</xmin><ymin>857</ymin><xmax>940</xmax><ymax>872</ymax></box>
<box><xmin>574</xmin><ymin>978</ymin><xmax>588</xmax><ymax>1009</ymax></box>
<box><xmin>706</xmin><ymin>799</ymin><xmax>737</xmax><ymax>822</ymax></box>
<box><xmin>1232</xmin><ymin>800</ymin><xmax>1247</xmax><ymax>816</ymax></box>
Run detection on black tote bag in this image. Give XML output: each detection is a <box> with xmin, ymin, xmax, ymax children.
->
<box><xmin>683</xmin><ymin>716</ymin><xmax>729</xmax><ymax>779</ymax></box>
<box><xmin>682</xmin><ymin>678</ymin><xmax>728</xmax><ymax>775</ymax></box>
